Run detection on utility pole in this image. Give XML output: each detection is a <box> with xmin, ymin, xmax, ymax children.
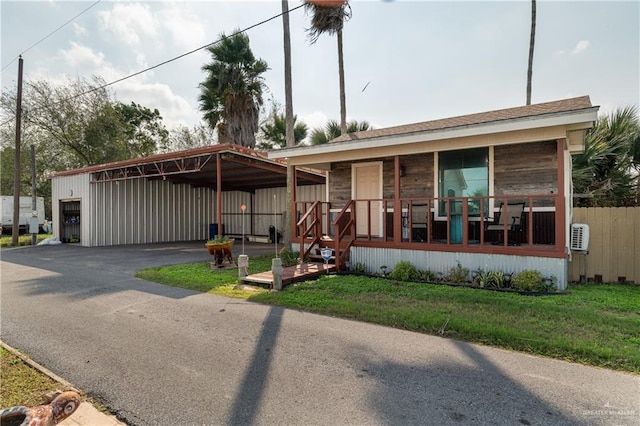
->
<box><xmin>526</xmin><ymin>0</ymin><xmax>536</xmax><ymax>105</ymax></box>
<box><xmin>31</xmin><ymin>144</ymin><xmax>37</xmax><ymax>246</ymax></box>
<box><xmin>282</xmin><ymin>0</ymin><xmax>295</xmax><ymax>249</ymax></box>
<box><xmin>12</xmin><ymin>56</ymin><xmax>23</xmax><ymax>246</ymax></box>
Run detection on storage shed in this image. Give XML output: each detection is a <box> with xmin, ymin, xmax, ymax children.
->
<box><xmin>49</xmin><ymin>144</ymin><xmax>326</xmax><ymax>246</ymax></box>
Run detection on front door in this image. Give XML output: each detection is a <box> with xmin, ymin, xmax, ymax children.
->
<box><xmin>353</xmin><ymin>162</ymin><xmax>382</xmax><ymax>237</ymax></box>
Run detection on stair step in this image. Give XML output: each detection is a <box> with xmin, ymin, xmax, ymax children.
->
<box><xmin>308</xmin><ymin>254</ymin><xmax>335</xmax><ymax>263</ymax></box>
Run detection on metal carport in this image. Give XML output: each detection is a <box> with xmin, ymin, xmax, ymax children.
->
<box><xmin>50</xmin><ymin>144</ymin><xmax>326</xmax><ymax>246</ymax></box>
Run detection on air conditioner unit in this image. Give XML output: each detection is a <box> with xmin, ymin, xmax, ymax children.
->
<box><xmin>570</xmin><ymin>223</ymin><xmax>590</xmax><ymax>251</ymax></box>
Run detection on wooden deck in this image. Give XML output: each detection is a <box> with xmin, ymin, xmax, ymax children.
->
<box><xmin>240</xmin><ymin>262</ymin><xmax>336</xmax><ymax>288</ymax></box>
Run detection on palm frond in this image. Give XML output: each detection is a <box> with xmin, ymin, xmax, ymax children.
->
<box><xmin>304</xmin><ymin>1</ymin><xmax>352</xmax><ymax>44</ymax></box>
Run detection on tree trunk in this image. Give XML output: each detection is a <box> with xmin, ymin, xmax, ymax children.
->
<box><xmin>337</xmin><ymin>29</ymin><xmax>347</xmax><ymax>135</ymax></box>
<box><xmin>526</xmin><ymin>0</ymin><xmax>536</xmax><ymax>105</ymax></box>
<box><xmin>283</xmin><ymin>0</ymin><xmax>295</xmax><ymax>249</ymax></box>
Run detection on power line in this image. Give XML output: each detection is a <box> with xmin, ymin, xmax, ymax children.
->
<box><xmin>1</xmin><ymin>0</ymin><xmax>103</xmax><ymax>72</ymax></box>
<box><xmin>27</xmin><ymin>3</ymin><xmax>306</xmax><ymax>109</ymax></box>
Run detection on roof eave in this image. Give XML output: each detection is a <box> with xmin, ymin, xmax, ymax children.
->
<box><xmin>268</xmin><ymin>107</ymin><xmax>599</xmax><ymax>160</ymax></box>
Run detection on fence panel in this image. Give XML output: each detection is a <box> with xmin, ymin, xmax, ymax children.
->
<box><xmin>569</xmin><ymin>207</ymin><xmax>640</xmax><ymax>283</ymax></box>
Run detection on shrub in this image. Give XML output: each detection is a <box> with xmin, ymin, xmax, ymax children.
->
<box><xmin>448</xmin><ymin>261</ymin><xmax>469</xmax><ymax>283</ymax></box>
<box><xmin>418</xmin><ymin>268</ymin><xmax>435</xmax><ymax>282</ymax></box>
<box><xmin>207</xmin><ymin>235</ymin><xmax>230</xmax><ymax>244</ymax></box>
<box><xmin>352</xmin><ymin>262</ymin><xmax>366</xmax><ymax>273</ymax></box>
<box><xmin>512</xmin><ymin>270</ymin><xmax>545</xmax><ymax>292</ymax></box>
<box><xmin>279</xmin><ymin>248</ymin><xmax>300</xmax><ymax>267</ymax></box>
<box><xmin>389</xmin><ymin>261</ymin><xmax>419</xmax><ymax>282</ymax></box>
<box><xmin>474</xmin><ymin>269</ymin><xmax>491</xmax><ymax>288</ymax></box>
<box><xmin>488</xmin><ymin>270</ymin><xmax>505</xmax><ymax>289</ymax></box>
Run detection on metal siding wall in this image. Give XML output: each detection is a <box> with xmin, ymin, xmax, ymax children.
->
<box><xmin>88</xmin><ymin>178</ymin><xmax>216</xmax><ymax>246</ymax></box>
<box><xmin>296</xmin><ymin>185</ymin><xmax>327</xmax><ymax>202</ymax></box>
<box><xmin>221</xmin><ymin>191</ymin><xmax>252</xmax><ymax>235</ymax></box>
<box><xmin>350</xmin><ymin>247</ymin><xmax>568</xmax><ymax>290</ymax></box>
<box><xmin>52</xmin><ymin>178</ymin><xmax>323</xmax><ymax>245</ymax></box>
<box><xmin>251</xmin><ymin>185</ymin><xmax>326</xmax><ymax>236</ymax></box>
<box><xmin>254</xmin><ymin>187</ymin><xmax>287</xmax><ymax>235</ymax></box>
<box><xmin>51</xmin><ymin>174</ymin><xmax>92</xmax><ymax>247</ymax></box>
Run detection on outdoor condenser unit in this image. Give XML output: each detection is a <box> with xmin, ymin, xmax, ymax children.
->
<box><xmin>570</xmin><ymin>223</ymin><xmax>590</xmax><ymax>251</ymax></box>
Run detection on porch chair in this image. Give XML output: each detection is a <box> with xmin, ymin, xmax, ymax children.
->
<box><xmin>485</xmin><ymin>202</ymin><xmax>525</xmax><ymax>246</ymax></box>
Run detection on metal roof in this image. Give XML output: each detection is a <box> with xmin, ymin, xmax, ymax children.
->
<box><xmin>49</xmin><ymin>144</ymin><xmax>326</xmax><ymax>193</ymax></box>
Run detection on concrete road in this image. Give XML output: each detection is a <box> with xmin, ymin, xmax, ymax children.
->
<box><xmin>1</xmin><ymin>242</ymin><xmax>638</xmax><ymax>425</ymax></box>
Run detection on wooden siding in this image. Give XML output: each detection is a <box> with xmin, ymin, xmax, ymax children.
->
<box><xmin>330</xmin><ymin>143</ymin><xmax>557</xmax><ymax>211</ymax></box>
<box><xmin>569</xmin><ymin>207</ymin><xmax>640</xmax><ymax>284</ymax></box>
<box><xmin>393</xmin><ymin>153</ymin><xmax>434</xmax><ymax>198</ymax></box>
<box><xmin>330</xmin><ymin>153</ymin><xmax>436</xmax><ymax>210</ymax></box>
<box><xmin>329</xmin><ymin>162</ymin><xmax>352</xmax><ymax>209</ymax></box>
<box><xmin>494</xmin><ymin>141</ymin><xmax>558</xmax><ymax>205</ymax></box>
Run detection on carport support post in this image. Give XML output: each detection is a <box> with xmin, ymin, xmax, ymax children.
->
<box><xmin>272</xmin><ymin>257</ymin><xmax>283</xmax><ymax>291</ymax></box>
<box><xmin>216</xmin><ymin>153</ymin><xmax>222</xmax><ymax>236</ymax></box>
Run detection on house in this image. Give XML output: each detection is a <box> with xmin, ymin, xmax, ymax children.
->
<box><xmin>268</xmin><ymin>96</ymin><xmax>599</xmax><ymax>290</ymax></box>
<box><xmin>49</xmin><ymin>144</ymin><xmax>326</xmax><ymax>247</ymax></box>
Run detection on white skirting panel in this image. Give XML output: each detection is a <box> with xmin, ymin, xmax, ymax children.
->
<box><xmin>349</xmin><ymin>247</ymin><xmax>568</xmax><ymax>291</ymax></box>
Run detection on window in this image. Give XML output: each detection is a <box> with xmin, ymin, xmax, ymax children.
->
<box><xmin>438</xmin><ymin>148</ymin><xmax>489</xmax><ymax>216</ymax></box>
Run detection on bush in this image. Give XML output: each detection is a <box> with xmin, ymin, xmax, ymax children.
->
<box><xmin>448</xmin><ymin>261</ymin><xmax>469</xmax><ymax>283</ymax></box>
<box><xmin>418</xmin><ymin>268</ymin><xmax>435</xmax><ymax>282</ymax></box>
<box><xmin>352</xmin><ymin>262</ymin><xmax>366</xmax><ymax>273</ymax></box>
<box><xmin>389</xmin><ymin>261</ymin><xmax>419</xmax><ymax>282</ymax></box>
<box><xmin>474</xmin><ymin>269</ymin><xmax>491</xmax><ymax>288</ymax></box>
<box><xmin>488</xmin><ymin>271</ymin><xmax>505</xmax><ymax>289</ymax></box>
<box><xmin>512</xmin><ymin>270</ymin><xmax>545</xmax><ymax>292</ymax></box>
<box><xmin>279</xmin><ymin>249</ymin><xmax>300</xmax><ymax>267</ymax></box>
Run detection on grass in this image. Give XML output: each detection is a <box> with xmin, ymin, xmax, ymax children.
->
<box><xmin>0</xmin><ymin>234</ymin><xmax>53</xmax><ymax>248</ymax></box>
<box><xmin>137</xmin><ymin>255</ymin><xmax>640</xmax><ymax>374</ymax></box>
<box><xmin>0</xmin><ymin>346</ymin><xmax>62</xmax><ymax>408</ymax></box>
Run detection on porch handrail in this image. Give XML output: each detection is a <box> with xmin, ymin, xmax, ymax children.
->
<box><xmin>332</xmin><ymin>199</ymin><xmax>356</xmax><ymax>271</ymax></box>
<box><xmin>296</xmin><ymin>200</ymin><xmax>323</xmax><ymax>263</ymax></box>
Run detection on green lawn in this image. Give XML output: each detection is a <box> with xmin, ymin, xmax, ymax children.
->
<box><xmin>0</xmin><ymin>346</ymin><xmax>61</xmax><ymax>408</ymax></box>
<box><xmin>0</xmin><ymin>234</ymin><xmax>53</xmax><ymax>248</ymax></box>
<box><xmin>135</xmin><ymin>256</ymin><xmax>640</xmax><ymax>373</ymax></box>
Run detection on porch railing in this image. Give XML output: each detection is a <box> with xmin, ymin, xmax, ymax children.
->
<box><xmin>294</xmin><ymin>193</ymin><xmax>564</xmax><ymax>262</ymax></box>
<box><xmin>342</xmin><ymin>194</ymin><xmax>563</xmax><ymax>256</ymax></box>
<box><xmin>332</xmin><ymin>200</ymin><xmax>356</xmax><ymax>271</ymax></box>
<box><xmin>295</xmin><ymin>201</ymin><xmax>326</xmax><ymax>262</ymax></box>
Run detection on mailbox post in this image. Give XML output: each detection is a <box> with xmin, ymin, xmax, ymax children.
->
<box><xmin>320</xmin><ymin>247</ymin><xmax>332</xmax><ymax>274</ymax></box>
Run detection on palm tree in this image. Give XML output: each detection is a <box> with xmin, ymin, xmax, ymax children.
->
<box><xmin>304</xmin><ymin>1</ymin><xmax>352</xmax><ymax>135</ymax></box>
<box><xmin>309</xmin><ymin>119</ymin><xmax>371</xmax><ymax>145</ymax></box>
<box><xmin>198</xmin><ymin>31</ymin><xmax>268</xmax><ymax>148</ymax></box>
<box><xmin>257</xmin><ymin>112</ymin><xmax>308</xmax><ymax>149</ymax></box>
<box><xmin>572</xmin><ymin>106</ymin><xmax>640</xmax><ymax>206</ymax></box>
<box><xmin>526</xmin><ymin>0</ymin><xmax>536</xmax><ymax>105</ymax></box>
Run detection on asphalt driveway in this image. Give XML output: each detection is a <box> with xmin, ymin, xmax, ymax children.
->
<box><xmin>1</xmin><ymin>242</ymin><xmax>638</xmax><ymax>425</ymax></box>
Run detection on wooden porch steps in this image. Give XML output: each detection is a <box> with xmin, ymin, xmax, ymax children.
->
<box><xmin>240</xmin><ymin>261</ymin><xmax>336</xmax><ymax>288</ymax></box>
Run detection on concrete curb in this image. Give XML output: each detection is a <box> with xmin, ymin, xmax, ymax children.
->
<box><xmin>1</xmin><ymin>341</ymin><xmax>126</xmax><ymax>425</ymax></box>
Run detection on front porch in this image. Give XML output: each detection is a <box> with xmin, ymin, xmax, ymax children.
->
<box><xmin>294</xmin><ymin>193</ymin><xmax>565</xmax><ymax>270</ymax></box>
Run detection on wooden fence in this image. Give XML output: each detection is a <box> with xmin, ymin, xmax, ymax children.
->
<box><xmin>569</xmin><ymin>207</ymin><xmax>640</xmax><ymax>284</ymax></box>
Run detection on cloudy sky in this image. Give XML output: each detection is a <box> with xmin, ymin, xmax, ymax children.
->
<box><xmin>1</xmin><ymin>0</ymin><xmax>638</xmax><ymax>134</ymax></box>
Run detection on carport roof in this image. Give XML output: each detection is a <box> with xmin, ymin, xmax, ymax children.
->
<box><xmin>49</xmin><ymin>144</ymin><xmax>326</xmax><ymax>192</ymax></box>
